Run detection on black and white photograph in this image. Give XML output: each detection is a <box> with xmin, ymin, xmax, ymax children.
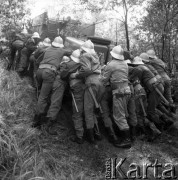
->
<box><xmin>0</xmin><ymin>0</ymin><xmax>178</xmax><ymax>179</ymax></box>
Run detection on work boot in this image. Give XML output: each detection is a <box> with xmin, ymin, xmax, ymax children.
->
<box><xmin>148</xmin><ymin>122</ymin><xmax>161</xmax><ymax>141</ymax></box>
<box><xmin>32</xmin><ymin>114</ymin><xmax>48</xmax><ymax>129</ymax></box>
<box><xmin>149</xmin><ymin>122</ymin><xmax>161</xmax><ymax>135</ymax></box>
<box><xmin>160</xmin><ymin>114</ymin><xmax>174</xmax><ymax>129</ymax></box>
<box><xmin>158</xmin><ymin>104</ymin><xmax>171</xmax><ymax>117</ymax></box>
<box><xmin>86</xmin><ymin>128</ymin><xmax>96</xmax><ymax>144</ymax></box>
<box><xmin>105</xmin><ymin>127</ymin><xmax>121</xmax><ymax>147</ymax></box>
<box><xmin>170</xmin><ymin>103</ymin><xmax>177</xmax><ymax>114</ymax></box>
<box><xmin>32</xmin><ymin>114</ymin><xmax>42</xmax><ymax>129</ymax></box>
<box><xmin>17</xmin><ymin>68</ymin><xmax>25</xmax><ymax>78</ymax></box>
<box><xmin>69</xmin><ymin>136</ymin><xmax>84</xmax><ymax>144</ymax></box>
<box><xmin>44</xmin><ymin>117</ymin><xmax>58</xmax><ymax>135</ymax></box>
<box><xmin>147</xmin><ymin>114</ymin><xmax>164</xmax><ymax>129</ymax></box>
<box><xmin>130</xmin><ymin>126</ymin><xmax>136</xmax><ymax>142</ymax></box>
<box><xmin>116</xmin><ymin>130</ymin><xmax>131</xmax><ymax>148</ymax></box>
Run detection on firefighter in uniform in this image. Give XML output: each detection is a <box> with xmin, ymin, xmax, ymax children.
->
<box><xmin>125</xmin><ymin>60</ymin><xmax>138</xmax><ymax>141</ymax></box>
<box><xmin>33</xmin><ymin>37</ymin><xmax>52</xmax><ymax>74</ymax></box>
<box><xmin>33</xmin><ymin>36</ymin><xmax>71</xmax><ymax>129</ymax></box>
<box><xmin>146</xmin><ymin>49</ymin><xmax>174</xmax><ymax>105</ymax></box>
<box><xmin>17</xmin><ymin>32</ymin><xmax>40</xmax><ymax>76</ymax></box>
<box><xmin>71</xmin><ymin>40</ymin><xmax>104</xmax><ymax>145</ymax></box>
<box><xmin>8</xmin><ymin>30</ymin><xmax>30</xmax><ymax>70</ymax></box>
<box><xmin>60</xmin><ymin>49</ymin><xmax>85</xmax><ymax>144</ymax></box>
<box><xmin>100</xmin><ymin>45</ymin><xmax>132</xmax><ymax>148</ymax></box>
<box><xmin>129</xmin><ymin>56</ymin><xmax>164</xmax><ymax>129</ymax></box>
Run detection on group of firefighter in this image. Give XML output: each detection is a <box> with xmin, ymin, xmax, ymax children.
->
<box><xmin>7</xmin><ymin>30</ymin><xmax>177</xmax><ymax>149</ymax></box>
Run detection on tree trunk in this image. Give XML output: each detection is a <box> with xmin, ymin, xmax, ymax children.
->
<box><xmin>125</xmin><ymin>18</ymin><xmax>130</xmax><ymax>51</ymax></box>
<box><xmin>122</xmin><ymin>0</ymin><xmax>130</xmax><ymax>51</ymax></box>
<box><xmin>161</xmin><ymin>34</ymin><xmax>165</xmax><ymax>61</ymax></box>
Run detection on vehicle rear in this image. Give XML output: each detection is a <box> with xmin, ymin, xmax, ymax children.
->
<box><xmin>65</xmin><ymin>36</ymin><xmax>112</xmax><ymax>65</ymax></box>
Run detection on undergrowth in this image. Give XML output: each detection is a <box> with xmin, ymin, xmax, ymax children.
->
<box><xmin>0</xmin><ymin>56</ymin><xmax>178</xmax><ymax>180</ymax></box>
<box><xmin>0</xmin><ymin>58</ymin><xmax>102</xmax><ymax>180</ymax></box>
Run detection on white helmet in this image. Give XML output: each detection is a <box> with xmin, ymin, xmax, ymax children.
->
<box><xmin>140</xmin><ymin>53</ymin><xmax>149</xmax><ymax>62</ymax></box>
<box><xmin>38</xmin><ymin>42</ymin><xmax>44</xmax><ymax>47</ymax></box>
<box><xmin>43</xmin><ymin>37</ymin><xmax>51</xmax><ymax>47</ymax></box>
<box><xmin>132</xmin><ymin>56</ymin><xmax>144</xmax><ymax>65</ymax></box>
<box><xmin>146</xmin><ymin>49</ymin><xmax>157</xmax><ymax>59</ymax></box>
<box><xmin>61</xmin><ymin>56</ymin><xmax>70</xmax><ymax>64</ymax></box>
<box><xmin>81</xmin><ymin>40</ymin><xmax>95</xmax><ymax>54</ymax></box>
<box><xmin>32</xmin><ymin>32</ymin><xmax>40</xmax><ymax>39</ymax></box>
<box><xmin>70</xmin><ymin>49</ymin><xmax>81</xmax><ymax>63</ymax></box>
<box><xmin>52</xmin><ymin>36</ymin><xmax>64</xmax><ymax>48</ymax></box>
<box><xmin>110</xmin><ymin>45</ymin><xmax>124</xmax><ymax>60</ymax></box>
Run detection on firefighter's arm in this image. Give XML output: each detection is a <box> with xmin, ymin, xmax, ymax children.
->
<box><xmin>59</xmin><ymin>62</ymin><xmax>69</xmax><ymax>80</ymax></box>
<box><xmin>34</xmin><ymin>48</ymin><xmax>44</xmax><ymax>59</ymax></box>
<box><xmin>75</xmin><ymin>67</ymin><xmax>93</xmax><ymax>79</ymax></box>
<box><xmin>63</xmin><ymin>49</ymin><xmax>72</xmax><ymax>56</ymax></box>
<box><xmin>99</xmin><ymin>64</ymin><xmax>112</xmax><ymax>85</ymax></box>
<box><xmin>148</xmin><ymin>64</ymin><xmax>159</xmax><ymax>76</ymax></box>
<box><xmin>129</xmin><ymin>68</ymin><xmax>139</xmax><ymax>83</ymax></box>
<box><xmin>148</xmin><ymin>64</ymin><xmax>163</xmax><ymax>82</ymax></box>
<box><xmin>71</xmin><ymin>67</ymin><xmax>93</xmax><ymax>79</ymax></box>
<box><xmin>133</xmin><ymin>80</ymin><xmax>146</xmax><ymax>98</ymax></box>
<box><xmin>73</xmin><ymin>56</ymin><xmax>93</xmax><ymax>79</ymax></box>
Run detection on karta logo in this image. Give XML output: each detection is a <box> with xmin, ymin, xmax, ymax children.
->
<box><xmin>105</xmin><ymin>158</ymin><xmax>178</xmax><ymax>179</ymax></box>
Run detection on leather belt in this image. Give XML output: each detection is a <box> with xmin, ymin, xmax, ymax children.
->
<box><xmin>111</xmin><ymin>81</ymin><xmax>128</xmax><ymax>90</ymax></box>
<box><xmin>112</xmin><ymin>86</ymin><xmax>131</xmax><ymax>95</ymax></box>
<box><xmin>39</xmin><ymin>64</ymin><xmax>57</xmax><ymax>72</ymax></box>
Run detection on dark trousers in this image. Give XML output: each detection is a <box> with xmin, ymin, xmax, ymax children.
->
<box><xmin>17</xmin><ymin>47</ymin><xmax>33</xmax><ymax>72</ymax></box>
<box><xmin>163</xmin><ymin>79</ymin><xmax>173</xmax><ymax>104</ymax></box>
<box><xmin>70</xmin><ymin>82</ymin><xmax>85</xmax><ymax>138</ymax></box>
<box><xmin>84</xmin><ymin>82</ymin><xmax>104</xmax><ymax>129</ymax></box>
<box><xmin>10</xmin><ymin>40</ymin><xmax>24</xmax><ymax>68</ymax></box>
<box><xmin>100</xmin><ymin>86</ymin><xmax>113</xmax><ymax>128</ymax></box>
<box><xmin>47</xmin><ymin>75</ymin><xmax>66</xmax><ymax>121</ymax></box>
<box><xmin>36</xmin><ymin>68</ymin><xmax>56</xmax><ymax>115</ymax></box>
<box><xmin>147</xmin><ymin>83</ymin><xmax>164</xmax><ymax>123</ymax></box>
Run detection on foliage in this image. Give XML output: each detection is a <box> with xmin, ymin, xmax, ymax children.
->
<box><xmin>108</xmin><ymin>0</ymin><xmax>145</xmax><ymax>50</ymax></box>
<box><xmin>136</xmin><ymin>0</ymin><xmax>178</xmax><ymax>70</ymax></box>
<box><xmin>0</xmin><ymin>0</ymin><xmax>30</xmax><ymax>38</ymax></box>
<box><xmin>80</xmin><ymin>0</ymin><xmax>146</xmax><ymax>50</ymax></box>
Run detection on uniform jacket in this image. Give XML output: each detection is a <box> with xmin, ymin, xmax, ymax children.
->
<box><xmin>60</xmin><ymin>58</ymin><xmax>81</xmax><ymax>81</ymax></box>
<box><xmin>145</xmin><ymin>63</ymin><xmax>158</xmax><ymax>76</ymax></box>
<box><xmin>100</xmin><ymin>59</ymin><xmax>128</xmax><ymax>87</ymax></box>
<box><xmin>149</xmin><ymin>59</ymin><xmax>170</xmax><ymax>81</ymax></box>
<box><xmin>34</xmin><ymin>46</ymin><xmax>49</xmax><ymax>65</ymax></box>
<box><xmin>129</xmin><ymin>65</ymin><xmax>155</xmax><ymax>88</ymax></box>
<box><xmin>76</xmin><ymin>52</ymin><xmax>101</xmax><ymax>85</ymax></box>
<box><xmin>40</xmin><ymin>46</ymin><xmax>71</xmax><ymax>70</ymax></box>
